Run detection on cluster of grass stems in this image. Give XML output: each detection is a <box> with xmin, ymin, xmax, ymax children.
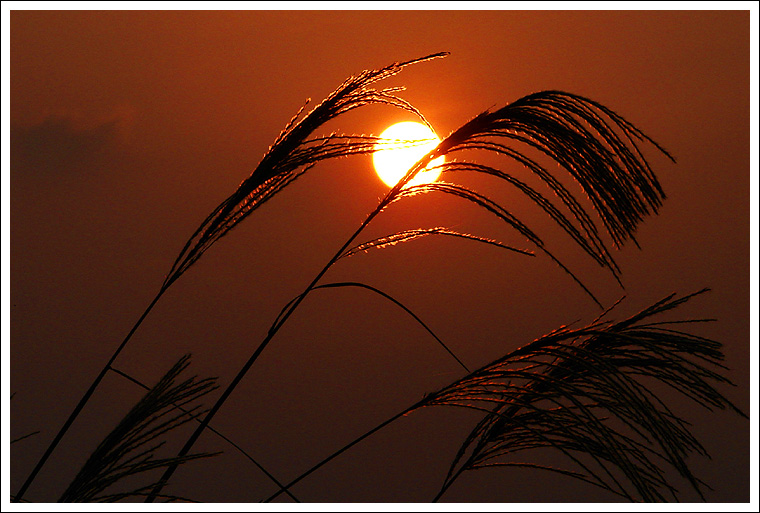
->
<box><xmin>12</xmin><ymin>52</ymin><xmax>746</xmax><ymax>503</ymax></box>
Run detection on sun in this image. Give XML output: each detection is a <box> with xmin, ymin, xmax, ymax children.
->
<box><xmin>372</xmin><ymin>121</ymin><xmax>445</xmax><ymax>188</ymax></box>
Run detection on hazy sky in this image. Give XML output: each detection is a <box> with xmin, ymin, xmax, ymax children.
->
<box><xmin>6</xmin><ymin>6</ymin><xmax>754</xmax><ymax>505</ymax></box>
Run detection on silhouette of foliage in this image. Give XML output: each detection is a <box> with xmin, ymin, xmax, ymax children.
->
<box><xmin>14</xmin><ymin>52</ymin><xmax>746</xmax><ymax>504</ymax></box>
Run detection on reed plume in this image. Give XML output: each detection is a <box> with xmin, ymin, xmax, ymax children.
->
<box><xmin>59</xmin><ymin>355</ymin><xmax>218</xmax><ymax>502</ymax></box>
<box><xmin>161</xmin><ymin>52</ymin><xmax>451</xmax><ymax>290</ymax></box>
<box><xmin>423</xmin><ymin>289</ymin><xmax>745</xmax><ymax>501</ymax></box>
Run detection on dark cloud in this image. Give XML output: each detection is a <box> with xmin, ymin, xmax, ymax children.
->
<box><xmin>11</xmin><ymin>116</ymin><xmax>122</xmax><ymax>173</ymax></box>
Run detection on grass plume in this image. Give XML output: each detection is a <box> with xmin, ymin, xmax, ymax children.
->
<box><xmin>58</xmin><ymin>355</ymin><xmax>218</xmax><ymax>502</ymax></box>
<box><xmin>339</xmin><ymin>227</ymin><xmax>534</xmax><ymax>259</ymax></box>
<box><xmin>421</xmin><ymin>289</ymin><xmax>745</xmax><ymax>501</ymax></box>
<box><xmin>161</xmin><ymin>52</ymin><xmax>450</xmax><ymax>290</ymax></box>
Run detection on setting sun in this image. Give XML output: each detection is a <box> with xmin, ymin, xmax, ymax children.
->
<box><xmin>372</xmin><ymin>121</ymin><xmax>445</xmax><ymax>188</ymax></box>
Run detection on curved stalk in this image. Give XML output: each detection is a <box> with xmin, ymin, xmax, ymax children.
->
<box><xmin>312</xmin><ymin>281</ymin><xmax>470</xmax><ymax>373</ymax></box>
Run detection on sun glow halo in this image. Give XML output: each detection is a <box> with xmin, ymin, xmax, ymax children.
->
<box><xmin>372</xmin><ymin>122</ymin><xmax>444</xmax><ymax>188</ymax></box>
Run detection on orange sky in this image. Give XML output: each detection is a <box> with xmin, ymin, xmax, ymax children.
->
<box><xmin>8</xmin><ymin>9</ymin><xmax>752</xmax><ymax>503</ymax></box>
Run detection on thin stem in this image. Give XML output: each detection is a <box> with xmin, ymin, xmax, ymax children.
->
<box><xmin>433</xmin><ymin>427</ymin><xmax>490</xmax><ymax>502</ymax></box>
<box><xmin>262</xmin><ymin>365</ymin><xmax>483</xmax><ymax>501</ymax></box>
<box><xmin>11</xmin><ymin>431</ymin><xmax>40</xmax><ymax>445</ymax></box>
<box><xmin>13</xmin><ymin>286</ymin><xmax>169</xmax><ymax>502</ymax></box>
<box><xmin>264</xmin><ymin>401</ymin><xmax>422</xmax><ymax>502</ymax></box>
<box><xmin>433</xmin><ymin>464</ymin><xmax>468</xmax><ymax>502</ymax></box>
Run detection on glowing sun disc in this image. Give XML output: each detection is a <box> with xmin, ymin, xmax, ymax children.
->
<box><xmin>373</xmin><ymin>121</ymin><xmax>445</xmax><ymax>188</ymax></box>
